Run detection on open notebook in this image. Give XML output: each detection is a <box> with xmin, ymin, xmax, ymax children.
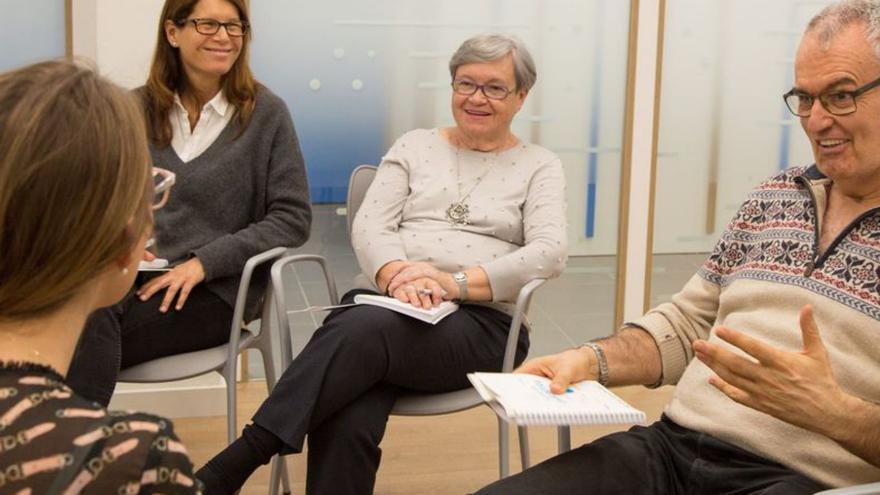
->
<box><xmin>468</xmin><ymin>372</ymin><xmax>647</xmax><ymax>426</ymax></box>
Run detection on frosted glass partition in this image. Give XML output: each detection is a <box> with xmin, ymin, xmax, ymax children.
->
<box><xmin>0</xmin><ymin>0</ymin><xmax>66</xmax><ymax>72</ymax></box>
<box><xmin>249</xmin><ymin>0</ymin><xmax>631</xmax><ymax>257</ymax></box>
<box><xmin>649</xmin><ymin>0</ymin><xmax>833</xmax><ymax>306</ymax></box>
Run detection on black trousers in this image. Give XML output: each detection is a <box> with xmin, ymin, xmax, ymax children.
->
<box><xmin>66</xmin><ymin>273</ymin><xmax>233</xmax><ymax>406</ymax></box>
<box><xmin>475</xmin><ymin>415</ymin><xmax>828</xmax><ymax>495</ymax></box>
<box><xmin>252</xmin><ymin>289</ymin><xmax>529</xmax><ymax>495</ymax></box>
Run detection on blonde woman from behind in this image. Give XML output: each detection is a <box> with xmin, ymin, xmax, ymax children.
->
<box><xmin>0</xmin><ymin>60</ymin><xmax>201</xmax><ymax>494</ymax></box>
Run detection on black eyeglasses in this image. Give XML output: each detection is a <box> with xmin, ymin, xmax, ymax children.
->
<box><xmin>451</xmin><ymin>80</ymin><xmax>513</xmax><ymax>100</ymax></box>
<box><xmin>783</xmin><ymin>75</ymin><xmax>880</xmax><ymax>117</ymax></box>
<box><xmin>179</xmin><ymin>18</ymin><xmax>249</xmax><ymax>37</ymax></box>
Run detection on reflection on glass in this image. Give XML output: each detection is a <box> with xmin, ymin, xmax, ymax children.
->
<box><xmin>0</xmin><ymin>2</ymin><xmax>65</xmax><ymax>72</ymax></box>
<box><xmin>651</xmin><ymin>0</ymin><xmax>835</xmax><ymax>307</ymax></box>
<box><xmin>249</xmin><ymin>0</ymin><xmax>632</xmax><ymax>344</ymax></box>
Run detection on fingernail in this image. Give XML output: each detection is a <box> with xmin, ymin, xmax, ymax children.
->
<box><xmin>140</xmin><ymin>295</ymin><xmax>147</xmax><ymax>301</ymax></box>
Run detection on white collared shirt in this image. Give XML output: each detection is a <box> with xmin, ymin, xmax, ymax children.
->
<box><xmin>170</xmin><ymin>91</ymin><xmax>235</xmax><ymax>162</ymax></box>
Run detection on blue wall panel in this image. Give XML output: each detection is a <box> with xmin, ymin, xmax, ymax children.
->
<box><xmin>0</xmin><ymin>1</ymin><xmax>65</xmax><ymax>72</ymax></box>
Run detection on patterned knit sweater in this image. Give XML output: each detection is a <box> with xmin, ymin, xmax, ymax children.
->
<box><xmin>631</xmin><ymin>165</ymin><xmax>880</xmax><ymax>487</ymax></box>
<box><xmin>0</xmin><ymin>363</ymin><xmax>201</xmax><ymax>494</ymax></box>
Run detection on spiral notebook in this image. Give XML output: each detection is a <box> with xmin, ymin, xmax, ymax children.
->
<box><xmin>468</xmin><ymin>372</ymin><xmax>647</xmax><ymax>426</ymax></box>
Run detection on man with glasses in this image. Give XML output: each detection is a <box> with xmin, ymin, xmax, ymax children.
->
<box><xmin>477</xmin><ymin>1</ymin><xmax>880</xmax><ymax>494</ymax></box>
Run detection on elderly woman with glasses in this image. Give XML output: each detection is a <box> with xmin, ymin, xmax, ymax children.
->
<box><xmin>196</xmin><ymin>33</ymin><xmax>567</xmax><ymax>494</ymax></box>
<box><xmin>67</xmin><ymin>0</ymin><xmax>312</xmax><ymax>406</ymax></box>
<box><xmin>0</xmin><ymin>61</ymin><xmax>201</xmax><ymax>494</ymax></box>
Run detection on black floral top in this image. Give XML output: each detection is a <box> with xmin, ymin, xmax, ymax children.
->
<box><xmin>0</xmin><ymin>362</ymin><xmax>202</xmax><ymax>494</ymax></box>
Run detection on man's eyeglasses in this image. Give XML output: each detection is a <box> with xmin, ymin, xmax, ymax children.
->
<box><xmin>452</xmin><ymin>80</ymin><xmax>513</xmax><ymax>100</ymax></box>
<box><xmin>179</xmin><ymin>18</ymin><xmax>249</xmax><ymax>37</ymax></box>
<box><xmin>783</xmin><ymin>75</ymin><xmax>880</xmax><ymax>117</ymax></box>
<box><xmin>152</xmin><ymin>167</ymin><xmax>175</xmax><ymax>210</ymax></box>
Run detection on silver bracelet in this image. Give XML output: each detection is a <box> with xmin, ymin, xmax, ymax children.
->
<box><xmin>580</xmin><ymin>342</ymin><xmax>610</xmax><ymax>387</ymax></box>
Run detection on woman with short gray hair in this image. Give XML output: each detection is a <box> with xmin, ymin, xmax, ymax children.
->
<box><xmin>450</xmin><ymin>33</ymin><xmax>538</xmax><ymax>92</ymax></box>
<box><xmin>197</xmin><ymin>33</ymin><xmax>567</xmax><ymax>494</ymax></box>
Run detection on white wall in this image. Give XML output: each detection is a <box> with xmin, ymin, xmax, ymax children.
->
<box><xmin>72</xmin><ymin>0</ymin><xmax>161</xmax><ymax>88</ymax></box>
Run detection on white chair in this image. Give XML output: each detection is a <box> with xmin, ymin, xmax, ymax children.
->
<box><xmin>815</xmin><ymin>483</ymin><xmax>880</xmax><ymax>494</ymax></box>
<box><xmin>118</xmin><ymin>247</ymin><xmax>291</xmax><ymax>493</ymax></box>
<box><xmin>265</xmin><ymin>164</ymin><xmax>542</xmax><ymax>494</ymax></box>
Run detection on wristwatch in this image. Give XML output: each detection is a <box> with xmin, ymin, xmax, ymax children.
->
<box><xmin>580</xmin><ymin>342</ymin><xmax>609</xmax><ymax>386</ymax></box>
<box><xmin>452</xmin><ymin>271</ymin><xmax>468</xmax><ymax>301</ymax></box>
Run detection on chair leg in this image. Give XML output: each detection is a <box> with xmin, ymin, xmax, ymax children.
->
<box><xmin>268</xmin><ymin>455</ymin><xmax>280</xmax><ymax>495</ymax></box>
<box><xmin>279</xmin><ymin>456</ymin><xmax>291</xmax><ymax>495</ymax></box>
<box><xmin>517</xmin><ymin>425</ymin><xmax>531</xmax><ymax>470</ymax></box>
<box><xmin>497</xmin><ymin>416</ymin><xmax>509</xmax><ymax>479</ymax></box>
<box><xmin>267</xmin><ymin>454</ymin><xmax>292</xmax><ymax>495</ymax></box>
<box><xmin>557</xmin><ymin>425</ymin><xmax>571</xmax><ymax>454</ymax></box>
<box><xmin>222</xmin><ymin>361</ymin><xmax>238</xmax><ymax>445</ymax></box>
<box><xmin>255</xmin><ymin>321</ymin><xmax>281</xmax><ymax>392</ymax></box>
<box><xmin>253</xmin><ymin>343</ymin><xmax>292</xmax><ymax>494</ymax></box>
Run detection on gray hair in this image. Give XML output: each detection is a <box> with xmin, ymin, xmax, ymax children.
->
<box><xmin>449</xmin><ymin>34</ymin><xmax>537</xmax><ymax>92</ymax></box>
<box><xmin>806</xmin><ymin>0</ymin><xmax>880</xmax><ymax>58</ymax></box>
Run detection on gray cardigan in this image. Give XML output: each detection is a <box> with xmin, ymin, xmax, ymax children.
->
<box><xmin>149</xmin><ymin>87</ymin><xmax>311</xmax><ymax>319</ymax></box>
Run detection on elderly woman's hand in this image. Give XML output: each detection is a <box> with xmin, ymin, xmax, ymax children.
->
<box><xmin>386</xmin><ymin>262</ymin><xmax>457</xmax><ymax>301</ymax></box>
<box><xmin>390</xmin><ymin>276</ymin><xmax>447</xmax><ymax>308</ymax></box>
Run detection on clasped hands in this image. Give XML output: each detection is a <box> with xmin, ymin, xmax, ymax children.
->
<box><xmin>379</xmin><ymin>261</ymin><xmax>458</xmax><ymax>309</ymax></box>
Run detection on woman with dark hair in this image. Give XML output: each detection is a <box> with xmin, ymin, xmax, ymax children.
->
<box><xmin>0</xmin><ymin>60</ymin><xmax>201</xmax><ymax>494</ymax></box>
<box><xmin>67</xmin><ymin>0</ymin><xmax>312</xmax><ymax>406</ymax></box>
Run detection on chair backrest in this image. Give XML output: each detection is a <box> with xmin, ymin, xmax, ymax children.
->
<box><xmin>346</xmin><ymin>164</ymin><xmax>378</xmax><ymax>237</ymax></box>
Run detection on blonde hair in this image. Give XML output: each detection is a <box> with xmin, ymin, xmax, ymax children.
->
<box><xmin>143</xmin><ymin>0</ymin><xmax>259</xmax><ymax>146</ymax></box>
<box><xmin>0</xmin><ymin>61</ymin><xmax>152</xmax><ymax>319</ymax></box>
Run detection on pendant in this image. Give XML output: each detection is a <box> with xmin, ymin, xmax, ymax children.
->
<box><xmin>446</xmin><ymin>201</ymin><xmax>470</xmax><ymax>225</ymax></box>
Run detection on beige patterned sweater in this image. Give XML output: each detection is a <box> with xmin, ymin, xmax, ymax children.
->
<box><xmin>631</xmin><ymin>165</ymin><xmax>880</xmax><ymax>487</ymax></box>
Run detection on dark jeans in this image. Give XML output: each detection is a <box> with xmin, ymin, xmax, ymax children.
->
<box><xmin>252</xmin><ymin>289</ymin><xmax>529</xmax><ymax>495</ymax></box>
<box><xmin>66</xmin><ymin>273</ymin><xmax>233</xmax><ymax>406</ymax></box>
<box><xmin>475</xmin><ymin>415</ymin><xmax>828</xmax><ymax>495</ymax></box>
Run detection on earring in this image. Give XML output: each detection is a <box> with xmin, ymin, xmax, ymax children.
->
<box><xmin>122</xmin><ymin>267</ymin><xmax>129</xmax><ymax>275</ymax></box>
<box><xmin>170</xmin><ymin>41</ymin><xmax>178</xmax><ymax>47</ymax></box>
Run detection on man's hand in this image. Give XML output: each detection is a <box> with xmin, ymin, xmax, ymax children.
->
<box><xmin>136</xmin><ymin>257</ymin><xmax>206</xmax><ymax>313</ymax></box>
<box><xmin>693</xmin><ymin>305</ymin><xmax>848</xmax><ymax>435</ymax></box>
<box><xmin>515</xmin><ymin>347</ymin><xmax>597</xmax><ymax>395</ymax></box>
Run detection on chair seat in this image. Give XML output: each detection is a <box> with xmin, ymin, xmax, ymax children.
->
<box><xmin>119</xmin><ymin>330</ymin><xmax>257</xmax><ymax>383</ymax></box>
<box><xmin>391</xmin><ymin>387</ymin><xmax>483</xmax><ymax>416</ymax></box>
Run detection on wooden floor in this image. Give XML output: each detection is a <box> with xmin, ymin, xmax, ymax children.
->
<box><xmin>174</xmin><ymin>381</ymin><xmax>674</xmax><ymax>494</ymax></box>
